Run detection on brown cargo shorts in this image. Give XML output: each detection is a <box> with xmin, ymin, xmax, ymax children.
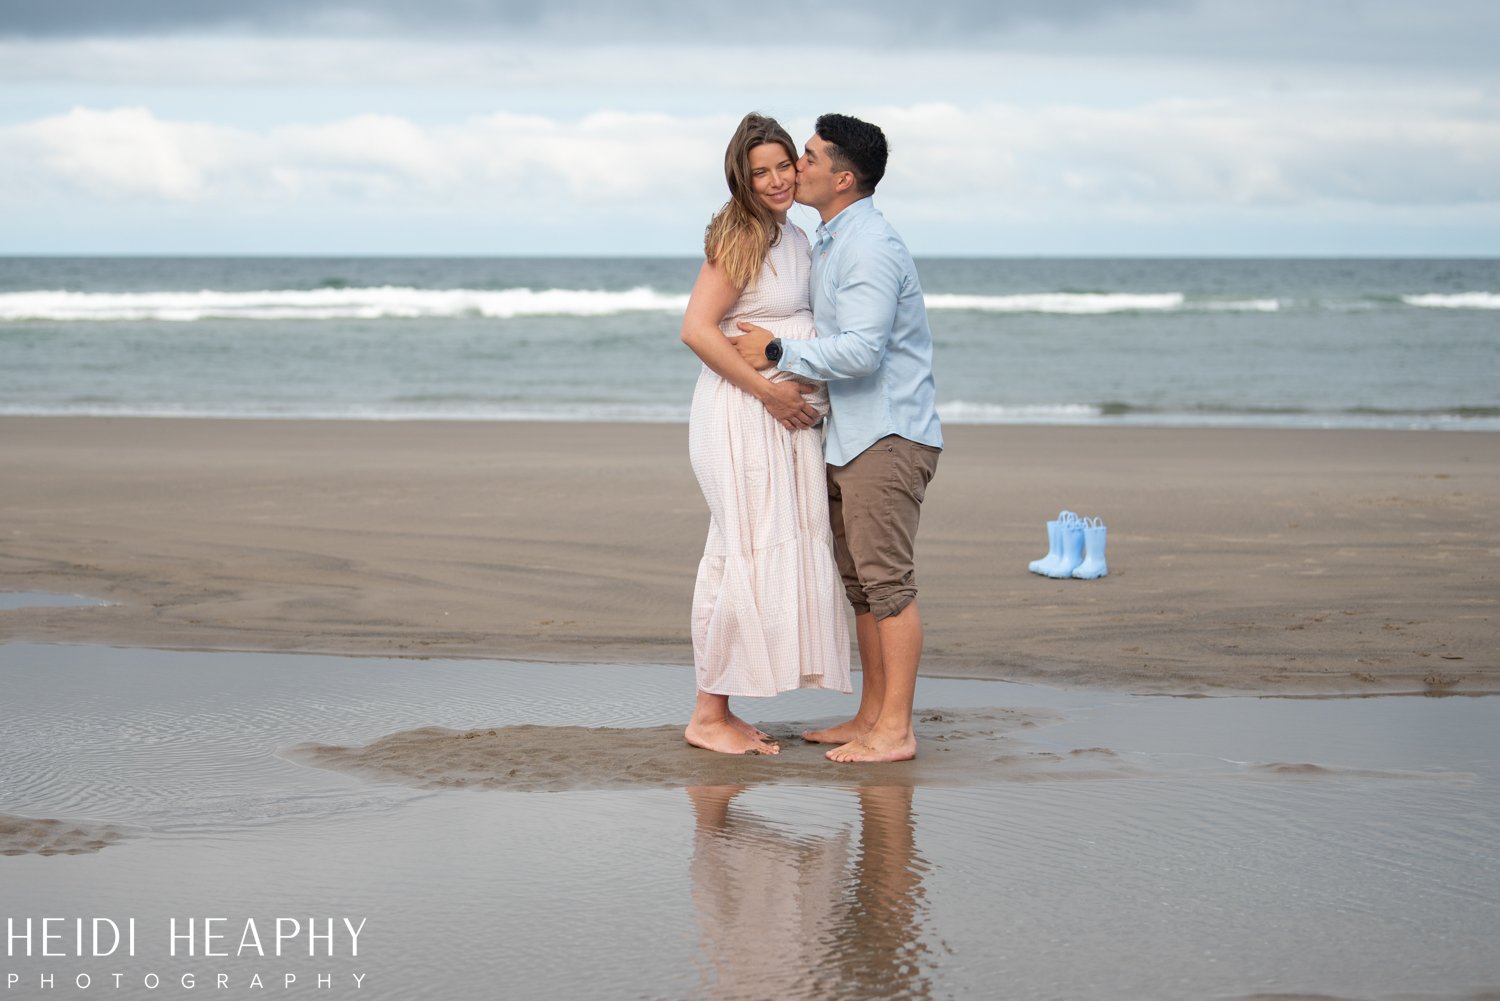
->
<box><xmin>826</xmin><ymin>434</ymin><xmax>941</xmax><ymax>620</ymax></box>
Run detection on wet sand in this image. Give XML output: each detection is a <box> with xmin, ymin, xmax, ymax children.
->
<box><xmin>284</xmin><ymin>708</ymin><xmax>1066</xmax><ymax>793</ymax></box>
<box><xmin>285</xmin><ymin>709</ymin><xmax>1462</xmax><ymax>796</ymax></box>
<box><xmin>3</xmin><ymin>644</ymin><xmax>1497</xmax><ymax>1000</ymax></box>
<box><xmin>1</xmin><ymin>416</ymin><xmax>1496</xmax><ymax>695</ymax></box>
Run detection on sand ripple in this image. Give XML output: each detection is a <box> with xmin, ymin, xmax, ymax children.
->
<box><xmin>0</xmin><ymin>813</ymin><xmax>135</xmax><ymax>855</ymax></box>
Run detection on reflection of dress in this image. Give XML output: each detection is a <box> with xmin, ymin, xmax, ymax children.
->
<box><xmin>688</xmin><ymin>222</ymin><xmax>852</xmax><ymax>697</ymax></box>
<box><xmin>689</xmin><ymin>802</ymin><xmax>851</xmax><ymax>999</ymax></box>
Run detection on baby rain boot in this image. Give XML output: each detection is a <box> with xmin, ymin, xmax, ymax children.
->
<box><xmin>1071</xmin><ymin>517</ymin><xmax>1109</xmax><ymax>580</ymax></box>
<box><xmin>1045</xmin><ymin>515</ymin><xmax>1087</xmax><ymax>579</ymax></box>
<box><xmin>1029</xmin><ymin>511</ymin><xmax>1070</xmax><ymax>575</ymax></box>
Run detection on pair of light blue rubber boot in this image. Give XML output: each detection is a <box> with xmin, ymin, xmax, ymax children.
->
<box><xmin>1028</xmin><ymin>510</ymin><xmax>1108</xmax><ymax>580</ymax></box>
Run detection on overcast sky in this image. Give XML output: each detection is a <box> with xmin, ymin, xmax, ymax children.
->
<box><xmin>1</xmin><ymin>0</ymin><xmax>1496</xmax><ymax>255</ymax></box>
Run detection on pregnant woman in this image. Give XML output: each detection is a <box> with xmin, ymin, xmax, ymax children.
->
<box><xmin>680</xmin><ymin>112</ymin><xmax>851</xmax><ymax>755</ymax></box>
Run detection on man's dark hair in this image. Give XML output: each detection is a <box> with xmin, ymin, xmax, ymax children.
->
<box><xmin>815</xmin><ymin>113</ymin><xmax>888</xmax><ymax>195</ymax></box>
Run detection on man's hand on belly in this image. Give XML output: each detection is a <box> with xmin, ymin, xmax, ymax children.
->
<box><xmin>729</xmin><ymin>322</ymin><xmax>776</xmax><ymax>370</ymax></box>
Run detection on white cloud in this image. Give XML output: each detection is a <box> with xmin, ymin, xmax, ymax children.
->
<box><xmin>4</xmin><ymin>95</ymin><xmax>1497</xmax><ymax>253</ymax></box>
<box><xmin>865</xmin><ymin>97</ymin><xmax>1500</xmax><ymax>217</ymax></box>
<box><xmin>10</xmin><ymin>106</ymin><xmax>238</xmax><ymax>200</ymax></box>
<box><xmin>13</xmin><ymin>97</ymin><xmax>1498</xmax><ymax>209</ymax></box>
<box><xmin>1</xmin><ymin>106</ymin><xmax>734</xmax><ymax>210</ymax></box>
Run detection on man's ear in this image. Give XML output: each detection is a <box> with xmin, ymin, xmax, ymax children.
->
<box><xmin>834</xmin><ymin>170</ymin><xmax>855</xmax><ymax>194</ymax></box>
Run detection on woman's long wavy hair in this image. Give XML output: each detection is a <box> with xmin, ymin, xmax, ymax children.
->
<box><xmin>703</xmin><ymin>113</ymin><xmax>798</xmax><ymax>291</ymax></box>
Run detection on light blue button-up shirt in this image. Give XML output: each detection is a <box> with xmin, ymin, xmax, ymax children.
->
<box><xmin>777</xmin><ymin>197</ymin><xmax>943</xmax><ymax>467</ymax></box>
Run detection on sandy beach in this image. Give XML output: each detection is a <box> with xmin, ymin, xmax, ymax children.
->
<box><xmin>2</xmin><ymin>416</ymin><xmax>1494</xmax><ymax>695</ymax></box>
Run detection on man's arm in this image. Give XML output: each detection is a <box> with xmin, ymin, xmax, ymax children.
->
<box><xmin>731</xmin><ymin>247</ymin><xmax>902</xmax><ymax>381</ymax></box>
<box><xmin>681</xmin><ymin>260</ymin><xmax>822</xmax><ymax>429</ymax></box>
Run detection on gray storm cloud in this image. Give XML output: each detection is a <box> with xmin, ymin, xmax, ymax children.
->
<box><xmin>0</xmin><ymin>0</ymin><xmax>1172</xmax><ymax>39</ymax></box>
<box><xmin>2</xmin><ymin>1</ymin><xmax>1496</xmax><ymax>70</ymax></box>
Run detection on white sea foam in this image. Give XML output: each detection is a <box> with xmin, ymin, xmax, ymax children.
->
<box><xmin>936</xmin><ymin>402</ymin><xmax>1103</xmax><ymax>423</ymax></box>
<box><xmin>0</xmin><ymin>400</ymin><xmax>693</xmax><ymax>423</ymax></box>
<box><xmin>924</xmin><ymin>292</ymin><xmax>1185</xmax><ymax>313</ymax></box>
<box><xmin>921</xmin><ymin>292</ymin><xmax>1278</xmax><ymax>313</ymax></box>
<box><xmin>5</xmin><ymin>399</ymin><xmax>1498</xmax><ymax>431</ymax></box>
<box><xmin>1401</xmin><ymin>292</ymin><xmax>1500</xmax><ymax>310</ymax></box>
<box><xmin>0</xmin><ymin>286</ymin><xmax>691</xmax><ymax>321</ymax></box>
<box><xmin>0</xmin><ymin>287</ymin><xmax>1294</xmax><ymax>321</ymax></box>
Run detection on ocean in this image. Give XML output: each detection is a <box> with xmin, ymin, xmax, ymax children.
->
<box><xmin>2</xmin><ymin>255</ymin><xmax>1497</xmax><ymax>429</ymax></box>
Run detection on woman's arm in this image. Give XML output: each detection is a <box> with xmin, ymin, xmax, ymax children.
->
<box><xmin>680</xmin><ymin>260</ymin><xmax>820</xmax><ymax>428</ymax></box>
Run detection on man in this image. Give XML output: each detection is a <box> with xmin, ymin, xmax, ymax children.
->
<box><xmin>732</xmin><ymin>113</ymin><xmax>942</xmax><ymax>764</ymax></box>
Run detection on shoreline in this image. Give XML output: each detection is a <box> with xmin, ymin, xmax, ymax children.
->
<box><xmin>7</xmin><ymin>636</ymin><xmax>1495</xmax><ymax>702</ymax></box>
<box><xmin>5</xmin><ymin>411</ymin><xmax>1500</xmax><ymax>432</ymax></box>
<box><xmin>2</xmin><ymin>416</ymin><xmax>1496</xmax><ymax>697</ymax></box>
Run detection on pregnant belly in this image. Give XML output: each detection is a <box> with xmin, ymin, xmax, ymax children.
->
<box><xmin>720</xmin><ymin>313</ymin><xmax>817</xmax><ymax>343</ymax></box>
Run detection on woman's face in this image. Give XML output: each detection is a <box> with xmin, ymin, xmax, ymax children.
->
<box><xmin>748</xmin><ymin>142</ymin><xmax>796</xmax><ymax>219</ymax></box>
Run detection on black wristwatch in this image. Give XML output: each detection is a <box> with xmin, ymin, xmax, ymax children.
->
<box><xmin>764</xmin><ymin>338</ymin><xmax>783</xmax><ymax>365</ymax></box>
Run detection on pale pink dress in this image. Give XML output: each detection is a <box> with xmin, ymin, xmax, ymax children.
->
<box><xmin>689</xmin><ymin>222</ymin><xmax>852</xmax><ymax>697</ymax></box>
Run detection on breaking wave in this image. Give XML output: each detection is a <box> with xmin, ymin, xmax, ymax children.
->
<box><xmin>923</xmin><ymin>293</ymin><xmax>1279</xmax><ymax>314</ymax></box>
<box><xmin>0</xmin><ymin>287</ymin><xmax>691</xmax><ymax>322</ymax></box>
<box><xmin>1401</xmin><ymin>292</ymin><xmax>1500</xmax><ymax>310</ymax></box>
<box><xmin>5</xmin><ymin>286</ymin><xmax>1496</xmax><ymax>323</ymax></box>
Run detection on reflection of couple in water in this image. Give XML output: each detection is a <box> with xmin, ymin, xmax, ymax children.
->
<box><xmin>682</xmin><ymin>112</ymin><xmax>943</xmax><ymax>764</ymax></box>
<box><xmin>686</xmin><ymin>784</ymin><xmax>932</xmax><ymax>1000</ymax></box>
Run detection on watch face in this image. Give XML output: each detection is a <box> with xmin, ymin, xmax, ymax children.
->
<box><xmin>767</xmin><ymin>340</ymin><xmax>782</xmax><ymax>362</ymax></box>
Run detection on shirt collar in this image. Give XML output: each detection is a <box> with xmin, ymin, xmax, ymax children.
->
<box><xmin>815</xmin><ymin>196</ymin><xmax>876</xmax><ymax>247</ymax></box>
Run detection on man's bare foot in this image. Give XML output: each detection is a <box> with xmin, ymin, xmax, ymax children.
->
<box><xmin>726</xmin><ymin>711</ymin><xmax>773</xmax><ymax>743</ymax></box>
<box><xmin>685</xmin><ymin>720</ymin><xmax>780</xmax><ymax>756</ymax></box>
<box><xmin>802</xmin><ymin>718</ymin><xmax>873</xmax><ymax>744</ymax></box>
<box><xmin>825</xmin><ymin>732</ymin><xmax>916</xmax><ymax>763</ymax></box>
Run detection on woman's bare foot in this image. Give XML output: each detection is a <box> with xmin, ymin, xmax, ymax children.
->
<box><xmin>685</xmin><ymin>720</ymin><xmax>780</xmax><ymax>755</ymax></box>
<box><xmin>825</xmin><ymin>731</ymin><xmax>916</xmax><ymax>763</ymax></box>
<box><xmin>802</xmin><ymin>717</ymin><xmax>874</xmax><ymax>744</ymax></box>
<box><xmin>726</xmin><ymin>711</ymin><xmax>773</xmax><ymax>743</ymax></box>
